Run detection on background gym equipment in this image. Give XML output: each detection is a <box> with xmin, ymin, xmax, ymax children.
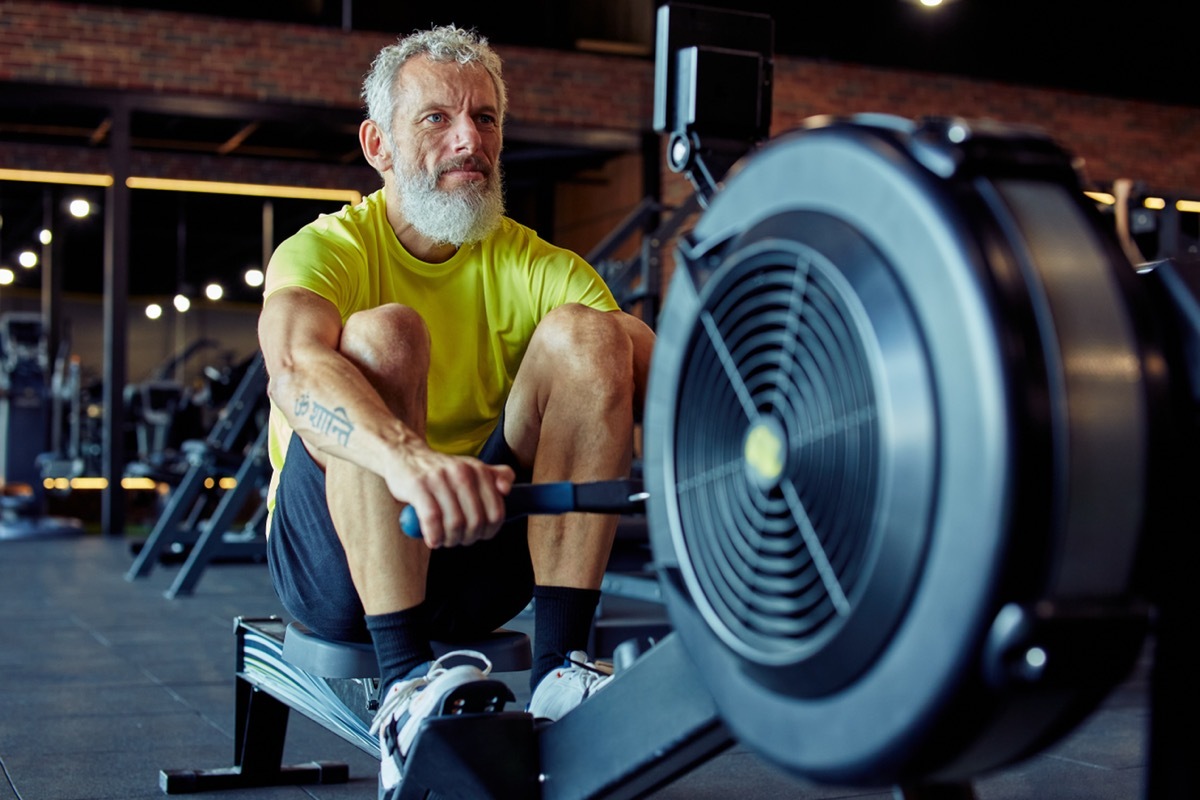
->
<box><xmin>122</xmin><ymin>340</ymin><xmax>249</xmax><ymax>485</ymax></box>
<box><xmin>36</xmin><ymin>342</ymin><xmax>101</xmax><ymax>486</ymax></box>
<box><xmin>0</xmin><ymin>313</ymin><xmax>51</xmax><ymax>489</ymax></box>
<box><xmin>125</xmin><ymin>351</ymin><xmax>270</xmax><ymax>596</ymax></box>
<box><xmin>0</xmin><ymin>311</ymin><xmax>84</xmax><ymax>540</ymax></box>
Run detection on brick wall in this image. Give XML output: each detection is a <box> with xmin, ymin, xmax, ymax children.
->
<box><xmin>772</xmin><ymin>59</ymin><xmax>1200</xmax><ymax>194</ymax></box>
<box><xmin>1</xmin><ymin>0</ymin><xmax>1197</xmax><ymax>194</ymax></box>
<box><xmin>0</xmin><ymin>1</ymin><xmax>653</xmax><ymax>130</ymax></box>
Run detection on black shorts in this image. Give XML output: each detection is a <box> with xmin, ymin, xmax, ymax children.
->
<box><xmin>267</xmin><ymin>420</ymin><xmax>534</xmax><ymax>644</ymax></box>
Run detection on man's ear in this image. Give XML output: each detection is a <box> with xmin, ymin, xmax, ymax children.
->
<box><xmin>360</xmin><ymin>119</ymin><xmax>393</xmax><ymax>173</ymax></box>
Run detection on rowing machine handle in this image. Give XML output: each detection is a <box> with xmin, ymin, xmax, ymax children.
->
<box><xmin>399</xmin><ymin>479</ymin><xmax>647</xmax><ymax>539</ymax></box>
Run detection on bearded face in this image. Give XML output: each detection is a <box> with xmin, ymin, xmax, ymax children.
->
<box><xmin>395</xmin><ymin>153</ymin><xmax>505</xmax><ymax>247</ymax></box>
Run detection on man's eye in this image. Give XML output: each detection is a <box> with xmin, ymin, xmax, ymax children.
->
<box><xmin>426</xmin><ymin>113</ymin><xmax>445</xmax><ymax>123</ymax></box>
<box><xmin>479</xmin><ymin>114</ymin><xmax>496</xmax><ymax>126</ymax></box>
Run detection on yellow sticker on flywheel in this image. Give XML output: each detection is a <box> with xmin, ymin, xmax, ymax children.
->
<box><xmin>744</xmin><ymin>422</ymin><xmax>784</xmax><ymax>481</ymax></box>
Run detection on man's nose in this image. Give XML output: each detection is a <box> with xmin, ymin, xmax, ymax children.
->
<box><xmin>453</xmin><ymin>116</ymin><xmax>482</xmax><ymax>153</ymax></box>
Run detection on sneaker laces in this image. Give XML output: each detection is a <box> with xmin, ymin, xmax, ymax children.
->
<box><xmin>545</xmin><ymin>651</ymin><xmax>613</xmax><ymax>698</ymax></box>
<box><xmin>552</xmin><ymin>652</ymin><xmax>609</xmax><ymax>695</ymax></box>
<box><xmin>527</xmin><ymin>650</ymin><xmax>613</xmax><ymax>722</ymax></box>
<box><xmin>368</xmin><ymin>649</ymin><xmax>493</xmax><ymax>736</ymax></box>
<box><xmin>562</xmin><ymin>651</ymin><xmax>612</xmax><ymax>684</ymax></box>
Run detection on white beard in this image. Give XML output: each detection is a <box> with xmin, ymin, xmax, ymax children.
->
<box><xmin>396</xmin><ymin>157</ymin><xmax>505</xmax><ymax>247</ymax></box>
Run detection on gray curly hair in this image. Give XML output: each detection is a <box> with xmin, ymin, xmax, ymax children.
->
<box><xmin>362</xmin><ymin>25</ymin><xmax>507</xmax><ymax>145</ymax></box>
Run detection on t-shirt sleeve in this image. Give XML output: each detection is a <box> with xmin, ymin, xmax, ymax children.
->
<box><xmin>526</xmin><ymin>240</ymin><xmax>619</xmax><ymax>317</ymax></box>
<box><xmin>263</xmin><ymin>222</ymin><xmax>363</xmax><ymax>316</ymax></box>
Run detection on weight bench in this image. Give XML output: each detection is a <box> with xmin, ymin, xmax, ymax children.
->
<box><xmin>160</xmin><ymin>617</ymin><xmax>535</xmax><ymax>796</ymax></box>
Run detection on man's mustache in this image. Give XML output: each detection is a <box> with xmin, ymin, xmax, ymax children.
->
<box><xmin>435</xmin><ymin>155</ymin><xmax>491</xmax><ymax>179</ymax></box>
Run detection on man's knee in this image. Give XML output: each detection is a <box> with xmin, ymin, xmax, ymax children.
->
<box><xmin>534</xmin><ymin>304</ymin><xmax>631</xmax><ymax>363</ymax></box>
<box><xmin>533</xmin><ymin>305</ymin><xmax>635</xmax><ymax>392</ymax></box>
<box><xmin>340</xmin><ymin>303</ymin><xmax>429</xmax><ymax>376</ymax></box>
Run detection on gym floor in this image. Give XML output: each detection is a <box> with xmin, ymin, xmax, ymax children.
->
<box><xmin>1</xmin><ymin>533</ymin><xmax>1148</xmax><ymax>800</ymax></box>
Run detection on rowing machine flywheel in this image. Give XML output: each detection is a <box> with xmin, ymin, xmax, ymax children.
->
<box><xmin>644</xmin><ymin>115</ymin><xmax>1162</xmax><ymax>785</ymax></box>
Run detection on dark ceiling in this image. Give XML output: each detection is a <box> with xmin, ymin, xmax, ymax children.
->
<box><xmin>0</xmin><ymin>0</ymin><xmax>1195</xmax><ymax>300</ymax></box>
<box><xmin>67</xmin><ymin>0</ymin><xmax>1198</xmax><ymax>107</ymax></box>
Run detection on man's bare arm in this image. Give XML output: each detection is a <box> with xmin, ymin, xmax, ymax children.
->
<box><xmin>259</xmin><ymin>287</ymin><xmax>421</xmax><ymax>465</ymax></box>
<box><xmin>258</xmin><ymin>286</ymin><xmax>511</xmax><ymax>547</ymax></box>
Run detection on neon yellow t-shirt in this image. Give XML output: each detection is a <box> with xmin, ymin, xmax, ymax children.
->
<box><xmin>263</xmin><ymin>189</ymin><xmax>618</xmax><ymax>506</ymax></box>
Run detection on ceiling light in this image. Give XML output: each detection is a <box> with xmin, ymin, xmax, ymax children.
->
<box><xmin>145</xmin><ymin>303</ymin><xmax>163</xmax><ymax>320</ymax></box>
<box><xmin>1</xmin><ymin>168</ymin><xmax>360</xmax><ymax>204</ymax></box>
<box><xmin>244</xmin><ymin>268</ymin><xmax>264</xmax><ymax>288</ymax></box>
<box><xmin>39</xmin><ymin>229</ymin><xmax>53</xmax><ymax>245</ymax></box>
<box><xmin>0</xmin><ymin>168</ymin><xmax>112</xmax><ymax>187</ymax></box>
<box><xmin>205</xmin><ymin>283</ymin><xmax>224</xmax><ymax>301</ymax></box>
<box><xmin>126</xmin><ymin>176</ymin><xmax>361</xmax><ymax>204</ymax></box>
<box><xmin>0</xmin><ymin>268</ymin><xmax>14</xmax><ymax>285</ymax></box>
<box><xmin>18</xmin><ymin>251</ymin><xmax>38</xmax><ymax>268</ymax></box>
<box><xmin>174</xmin><ymin>294</ymin><xmax>191</xmax><ymax>312</ymax></box>
<box><xmin>68</xmin><ymin>199</ymin><xmax>92</xmax><ymax>218</ymax></box>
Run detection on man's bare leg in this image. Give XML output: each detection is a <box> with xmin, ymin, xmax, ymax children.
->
<box><xmin>504</xmin><ymin>304</ymin><xmax>655</xmax><ymax>692</ymax></box>
<box><xmin>320</xmin><ymin>304</ymin><xmax>434</xmax><ymax>686</ymax></box>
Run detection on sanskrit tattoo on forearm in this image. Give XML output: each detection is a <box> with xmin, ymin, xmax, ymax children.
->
<box><xmin>295</xmin><ymin>392</ymin><xmax>355</xmax><ymax>447</ymax></box>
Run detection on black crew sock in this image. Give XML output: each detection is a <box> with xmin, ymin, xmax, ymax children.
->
<box><xmin>530</xmin><ymin>585</ymin><xmax>602</xmax><ymax>691</ymax></box>
<box><xmin>365</xmin><ymin>604</ymin><xmax>435</xmax><ymax>694</ymax></box>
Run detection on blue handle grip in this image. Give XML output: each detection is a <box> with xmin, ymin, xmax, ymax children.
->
<box><xmin>400</xmin><ymin>505</ymin><xmax>422</xmax><ymax>538</ymax></box>
<box><xmin>400</xmin><ymin>482</ymin><xmax>576</xmax><ymax>539</ymax></box>
<box><xmin>399</xmin><ymin>480</ymin><xmax>645</xmax><ymax>539</ymax></box>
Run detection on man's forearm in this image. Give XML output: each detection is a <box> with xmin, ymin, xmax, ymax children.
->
<box><xmin>267</xmin><ymin>348</ymin><xmax>426</xmax><ymax>474</ymax></box>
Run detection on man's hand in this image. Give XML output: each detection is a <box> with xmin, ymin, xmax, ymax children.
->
<box><xmin>385</xmin><ymin>447</ymin><xmax>515</xmax><ymax>549</ymax></box>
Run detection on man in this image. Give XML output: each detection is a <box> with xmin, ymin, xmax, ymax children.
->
<box><xmin>257</xmin><ymin>24</ymin><xmax>654</xmax><ymax>795</ymax></box>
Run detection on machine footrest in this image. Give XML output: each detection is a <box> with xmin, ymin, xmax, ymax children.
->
<box><xmin>399</xmin><ymin>712</ymin><xmax>537</xmax><ymax>800</ymax></box>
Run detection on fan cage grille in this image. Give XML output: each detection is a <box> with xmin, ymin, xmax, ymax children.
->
<box><xmin>674</xmin><ymin>252</ymin><xmax>881</xmax><ymax>661</ymax></box>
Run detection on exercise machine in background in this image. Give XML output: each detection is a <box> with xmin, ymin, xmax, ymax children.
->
<box><xmin>0</xmin><ymin>312</ymin><xmax>83</xmax><ymax>540</ymax></box>
<box><xmin>123</xmin><ymin>337</ymin><xmax>233</xmax><ymax>484</ymax></box>
<box><xmin>125</xmin><ymin>351</ymin><xmax>270</xmax><ymax>597</ymax></box>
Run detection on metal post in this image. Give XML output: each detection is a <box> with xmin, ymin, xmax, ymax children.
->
<box><xmin>174</xmin><ymin>197</ymin><xmax>187</xmax><ymax>382</ymax></box>
<box><xmin>102</xmin><ymin>102</ymin><xmax>131</xmax><ymax>536</ymax></box>
<box><xmin>40</xmin><ymin>187</ymin><xmax>62</xmax><ymax>455</ymax></box>
<box><xmin>40</xmin><ymin>187</ymin><xmax>63</xmax><ymax>376</ymax></box>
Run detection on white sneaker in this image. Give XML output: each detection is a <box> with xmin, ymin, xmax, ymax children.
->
<box><xmin>369</xmin><ymin>650</ymin><xmax>501</xmax><ymax>797</ymax></box>
<box><xmin>527</xmin><ymin>651</ymin><xmax>614</xmax><ymax>722</ymax></box>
